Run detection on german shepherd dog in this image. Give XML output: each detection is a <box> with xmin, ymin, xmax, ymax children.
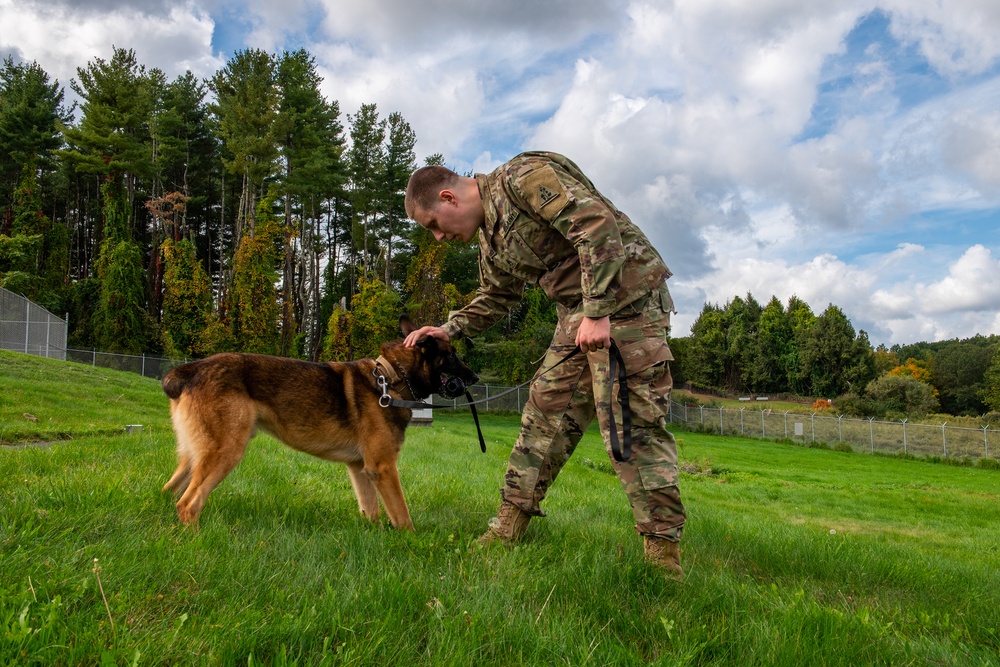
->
<box><xmin>160</xmin><ymin>317</ymin><xmax>478</xmax><ymax>530</ymax></box>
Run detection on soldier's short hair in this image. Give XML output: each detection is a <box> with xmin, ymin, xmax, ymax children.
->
<box><xmin>405</xmin><ymin>165</ymin><xmax>460</xmax><ymax>219</ymax></box>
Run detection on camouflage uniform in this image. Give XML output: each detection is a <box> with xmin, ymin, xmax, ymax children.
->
<box><xmin>441</xmin><ymin>152</ymin><xmax>685</xmax><ymax>541</ymax></box>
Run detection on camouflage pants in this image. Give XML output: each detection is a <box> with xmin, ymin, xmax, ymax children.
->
<box><xmin>500</xmin><ymin>287</ymin><xmax>686</xmax><ymax>541</ymax></box>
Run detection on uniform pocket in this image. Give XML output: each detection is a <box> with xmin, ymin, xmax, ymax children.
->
<box><xmin>616</xmin><ymin>337</ymin><xmax>673</xmax><ymax>375</ymax></box>
<box><xmin>638</xmin><ymin>462</ymin><xmax>679</xmax><ymax>491</ymax></box>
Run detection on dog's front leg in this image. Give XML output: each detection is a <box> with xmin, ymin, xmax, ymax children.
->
<box><xmin>346</xmin><ymin>461</ymin><xmax>380</xmax><ymax>522</ymax></box>
<box><xmin>371</xmin><ymin>460</ymin><xmax>414</xmax><ymax>531</ymax></box>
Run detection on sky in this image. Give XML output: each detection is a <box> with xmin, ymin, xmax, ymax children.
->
<box><xmin>2</xmin><ymin>0</ymin><xmax>1000</xmax><ymax>347</ymax></box>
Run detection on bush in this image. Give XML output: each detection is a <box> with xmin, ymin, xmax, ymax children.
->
<box><xmin>976</xmin><ymin>457</ymin><xmax>1000</xmax><ymax>471</ymax></box>
<box><xmin>865</xmin><ymin>374</ymin><xmax>939</xmax><ymax>418</ymax></box>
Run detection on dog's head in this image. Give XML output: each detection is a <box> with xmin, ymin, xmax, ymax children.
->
<box><xmin>380</xmin><ymin>316</ymin><xmax>479</xmax><ymax>400</ymax></box>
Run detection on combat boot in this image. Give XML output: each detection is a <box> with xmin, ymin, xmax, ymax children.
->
<box><xmin>644</xmin><ymin>535</ymin><xmax>683</xmax><ymax>580</ymax></box>
<box><xmin>477</xmin><ymin>500</ymin><xmax>530</xmax><ymax>546</ymax></box>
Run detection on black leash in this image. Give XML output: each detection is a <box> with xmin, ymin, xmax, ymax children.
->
<box><xmin>376</xmin><ymin>341</ymin><xmax>633</xmax><ymax>461</ymax></box>
<box><xmin>607</xmin><ymin>340</ymin><xmax>633</xmax><ymax>463</ymax></box>
<box><xmin>376</xmin><ymin>376</ymin><xmax>490</xmax><ymax>454</ymax></box>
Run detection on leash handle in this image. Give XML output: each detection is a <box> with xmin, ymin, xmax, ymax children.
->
<box><xmin>607</xmin><ymin>339</ymin><xmax>633</xmax><ymax>462</ymax></box>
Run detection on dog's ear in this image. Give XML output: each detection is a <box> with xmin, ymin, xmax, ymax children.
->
<box><xmin>416</xmin><ymin>336</ymin><xmax>433</xmax><ymax>349</ymax></box>
<box><xmin>399</xmin><ymin>315</ymin><xmax>416</xmax><ymax>336</ymax></box>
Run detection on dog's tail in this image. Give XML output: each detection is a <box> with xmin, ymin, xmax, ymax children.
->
<box><xmin>162</xmin><ymin>361</ymin><xmax>200</xmax><ymax>400</ymax></box>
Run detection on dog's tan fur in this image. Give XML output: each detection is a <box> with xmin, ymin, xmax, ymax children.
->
<box><xmin>161</xmin><ymin>318</ymin><xmax>477</xmax><ymax>529</ymax></box>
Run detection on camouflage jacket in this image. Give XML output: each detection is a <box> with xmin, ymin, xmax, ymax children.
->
<box><xmin>442</xmin><ymin>151</ymin><xmax>672</xmax><ymax>340</ymax></box>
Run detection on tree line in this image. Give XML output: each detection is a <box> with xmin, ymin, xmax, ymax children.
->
<box><xmin>669</xmin><ymin>293</ymin><xmax>1000</xmax><ymax>419</ymax></box>
<box><xmin>0</xmin><ymin>47</ymin><xmax>482</xmax><ymax>363</ymax></box>
<box><xmin>2</xmin><ymin>47</ymin><xmax>999</xmax><ymax>418</ymax></box>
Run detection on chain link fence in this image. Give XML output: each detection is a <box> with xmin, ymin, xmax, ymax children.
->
<box><xmin>0</xmin><ymin>287</ymin><xmax>67</xmax><ymax>360</ymax></box>
<box><xmin>665</xmin><ymin>402</ymin><xmax>996</xmax><ymax>461</ymax></box>
<box><xmin>435</xmin><ymin>384</ymin><xmax>998</xmax><ymax>463</ymax></box>
<box><xmin>64</xmin><ymin>348</ymin><xmax>185</xmax><ymax>380</ymax></box>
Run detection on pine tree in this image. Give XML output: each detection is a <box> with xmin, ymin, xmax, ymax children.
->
<box><xmin>380</xmin><ymin>111</ymin><xmax>416</xmax><ymax>286</ymax></box>
<box><xmin>210</xmin><ymin>49</ymin><xmax>280</xmax><ymax>243</ymax></box>
<box><xmin>0</xmin><ymin>57</ymin><xmax>67</xmax><ymax>221</ymax></box>
<box><xmin>275</xmin><ymin>49</ymin><xmax>347</xmax><ymax>357</ymax></box>
<box><xmin>347</xmin><ymin>103</ymin><xmax>385</xmax><ymax>283</ymax></box>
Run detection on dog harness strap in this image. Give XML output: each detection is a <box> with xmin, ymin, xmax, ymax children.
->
<box><xmin>607</xmin><ymin>339</ymin><xmax>633</xmax><ymax>462</ymax></box>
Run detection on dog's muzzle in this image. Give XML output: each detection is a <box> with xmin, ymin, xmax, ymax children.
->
<box><xmin>438</xmin><ymin>376</ymin><xmax>470</xmax><ymax>399</ymax></box>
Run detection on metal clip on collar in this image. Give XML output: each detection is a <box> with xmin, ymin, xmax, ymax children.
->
<box><xmin>376</xmin><ymin>373</ymin><xmax>391</xmax><ymax>408</ymax></box>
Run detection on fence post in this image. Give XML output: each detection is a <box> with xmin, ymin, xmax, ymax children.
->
<box><xmin>869</xmin><ymin>417</ymin><xmax>875</xmax><ymax>454</ymax></box>
<box><xmin>838</xmin><ymin>414</ymin><xmax>843</xmax><ymax>441</ymax></box>
<box><xmin>761</xmin><ymin>409</ymin><xmax>765</xmax><ymax>438</ymax></box>
<box><xmin>739</xmin><ymin>408</ymin><xmax>745</xmax><ymax>435</ymax></box>
<box><xmin>941</xmin><ymin>422</ymin><xmax>947</xmax><ymax>457</ymax></box>
<box><xmin>783</xmin><ymin>411</ymin><xmax>788</xmax><ymax>438</ymax></box>
<box><xmin>719</xmin><ymin>407</ymin><xmax>724</xmax><ymax>435</ymax></box>
<box><xmin>985</xmin><ymin>425</ymin><xmax>990</xmax><ymax>458</ymax></box>
<box><xmin>902</xmin><ymin>419</ymin><xmax>908</xmax><ymax>454</ymax></box>
<box><xmin>811</xmin><ymin>413</ymin><xmax>816</xmax><ymax>442</ymax></box>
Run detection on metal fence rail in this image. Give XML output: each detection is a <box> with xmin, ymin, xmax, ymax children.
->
<box><xmin>0</xmin><ymin>287</ymin><xmax>67</xmax><ymax>360</ymax></box>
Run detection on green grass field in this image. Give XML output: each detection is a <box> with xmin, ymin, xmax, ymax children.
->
<box><xmin>2</xmin><ymin>350</ymin><xmax>999</xmax><ymax>666</ymax></box>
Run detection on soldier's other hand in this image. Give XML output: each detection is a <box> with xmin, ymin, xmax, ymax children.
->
<box><xmin>576</xmin><ymin>316</ymin><xmax>611</xmax><ymax>353</ymax></box>
<box><xmin>404</xmin><ymin>326</ymin><xmax>450</xmax><ymax>348</ymax></box>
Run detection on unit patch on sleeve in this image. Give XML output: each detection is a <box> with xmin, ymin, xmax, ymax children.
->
<box><xmin>521</xmin><ymin>166</ymin><xmax>571</xmax><ymax>220</ymax></box>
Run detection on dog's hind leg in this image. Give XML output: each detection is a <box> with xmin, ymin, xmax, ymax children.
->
<box><xmin>174</xmin><ymin>403</ymin><xmax>254</xmax><ymax>525</ymax></box>
<box><xmin>346</xmin><ymin>461</ymin><xmax>380</xmax><ymax>522</ymax></box>
<box><xmin>163</xmin><ymin>454</ymin><xmax>192</xmax><ymax>496</ymax></box>
<box><xmin>164</xmin><ymin>398</ymin><xmax>196</xmax><ymax>495</ymax></box>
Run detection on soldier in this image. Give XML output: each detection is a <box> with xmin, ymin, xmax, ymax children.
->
<box><xmin>402</xmin><ymin>151</ymin><xmax>685</xmax><ymax>578</ymax></box>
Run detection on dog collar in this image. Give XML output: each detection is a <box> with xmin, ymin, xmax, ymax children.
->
<box><xmin>374</xmin><ymin>355</ymin><xmax>402</xmax><ymax>385</ymax></box>
<box><xmin>373</xmin><ymin>356</ymin><xmax>419</xmax><ymax>405</ymax></box>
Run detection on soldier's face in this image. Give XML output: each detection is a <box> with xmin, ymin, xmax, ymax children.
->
<box><xmin>414</xmin><ymin>192</ymin><xmax>480</xmax><ymax>243</ymax></box>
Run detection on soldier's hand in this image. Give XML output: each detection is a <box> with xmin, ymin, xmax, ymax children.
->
<box><xmin>404</xmin><ymin>326</ymin><xmax>450</xmax><ymax>348</ymax></box>
<box><xmin>576</xmin><ymin>316</ymin><xmax>611</xmax><ymax>353</ymax></box>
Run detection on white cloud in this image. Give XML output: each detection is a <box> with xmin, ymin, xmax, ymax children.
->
<box><xmin>942</xmin><ymin>111</ymin><xmax>1000</xmax><ymax>195</ymax></box>
<box><xmin>3</xmin><ymin>0</ymin><xmax>1000</xmax><ymax>348</ymax></box>
<box><xmin>918</xmin><ymin>244</ymin><xmax>1000</xmax><ymax>313</ymax></box>
<box><xmin>886</xmin><ymin>0</ymin><xmax>1000</xmax><ymax>77</ymax></box>
<box><xmin>0</xmin><ymin>0</ymin><xmax>221</xmax><ymax>88</ymax></box>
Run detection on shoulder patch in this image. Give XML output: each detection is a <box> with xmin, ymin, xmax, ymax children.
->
<box><xmin>520</xmin><ymin>165</ymin><xmax>571</xmax><ymax>220</ymax></box>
